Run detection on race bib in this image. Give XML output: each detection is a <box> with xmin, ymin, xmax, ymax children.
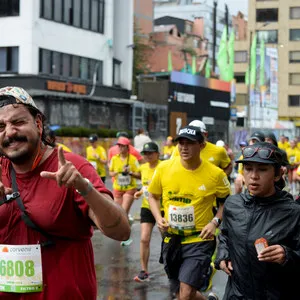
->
<box><xmin>142</xmin><ymin>186</ymin><xmax>149</xmax><ymax>199</ymax></box>
<box><xmin>0</xmin><ymin>245</ymin><xmax>43</xmax><ymax>293</ymax></box>
<box><xmin>290</xmin><ymin>156</ymin><xmax>295</xmax><ymax>163</ymax></box>
<box><xmin>90</xmin><ymin>161</ymin><xmax>97</xmax><ymax>169</ymax></box>
<box><xmin>168</xmin><ymin>205</ymin><xmax>195</xmax><ymax>230</ymax></box>
<box><xmin>117</xmin><ymin>175</ymin><xmax>131</xmax><ymax>186</ymax></box>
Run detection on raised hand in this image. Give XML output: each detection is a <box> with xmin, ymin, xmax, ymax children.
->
<box><xmin>0</xmin><ymin>165</ymin><xmax>13</xmax><ymax>197</ymax></box>
<box><xmin>40</xmin><ymin>146</ymin><xmax>83</xmax><ymax>189</ymax></box>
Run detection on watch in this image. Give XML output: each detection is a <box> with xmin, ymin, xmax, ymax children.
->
<box><xmin>212</xmin><ymin>217</ymin><xmax>221</xmax><ymax>227</ymax></box>
<box><xmin>76</xmin><ymin>178</ymin><xmax>93</xmax><ymax>197</ymax></box>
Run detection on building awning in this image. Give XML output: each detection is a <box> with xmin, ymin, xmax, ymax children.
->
<box><xmin>27</xmin><ymin>89</ymin><xmax>136</xmax><ymax>105</ymax></box>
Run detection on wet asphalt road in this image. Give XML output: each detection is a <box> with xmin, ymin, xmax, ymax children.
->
<box><xmin>92</xmin><ymin>178</ymin><xmax>228</xmax><ymax>300</ymax></box>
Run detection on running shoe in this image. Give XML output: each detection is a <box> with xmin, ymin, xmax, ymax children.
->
<box><xmin>133</xmin><ymin>270</ymin><xmax>150</xmax><ymax>282</ymax></box>
<box><xmin>128</xmin><ymin>214</ymin><xmax>134</xmax><ymax>226</ymax></box>
<box><xmin>200</xmin><ymin>262</ymin><xmax>216</xmax><ymax>292</ymax></box>
<box><xmin>120</xmin><ymin>238</ymin><xmax>133</xmax><ymax>246</ymax></box>
<box><xmin>207</xmin><ymin>292</ymin><xmax>219</xmax><ymax>300</ymax></box>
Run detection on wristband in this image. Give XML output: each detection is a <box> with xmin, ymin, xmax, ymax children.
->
<box><xmin>76</xmin><ymin>178</ymin><xmax>93</xmax><ymax>197</ymax></box>
<box><xmin>211</xmin><ymin>217</ymin><xmax>221</xmax><ymax>227</ymax></box>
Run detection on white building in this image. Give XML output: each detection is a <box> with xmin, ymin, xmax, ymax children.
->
<box><xmin>154</xmin><ymin>0</ymin><xmax>231</xmax><ymax>62</ymax></box>
<box><xmin>0</xmin><ymin>0</ymin><xmax>134</xmax><ymax>129</ymax></box>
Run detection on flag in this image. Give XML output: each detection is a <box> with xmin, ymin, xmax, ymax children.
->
<box><xmin>168</xmin><ymin>50</ymin><xmax>173</xmax><ymax>72</ymax></box>
<box><xmin>192</xmin><ymin>56</ymin><xmax>196</xmax><ymax>75</ymax></box>
<box><xmin>227</xmin><ymin>29</ymin><xmax>235</xmax><ymax>81</ymax></box>
<box><xmin>217</xmin><ymin>27</ymin><xmax>228</xmax><ymax>81</ymax></box>
<box><xmin>259</xmin><ymin>39</ymin><xmax>265</xmax><ymax>87</ymax></box>
<box><xmin>205</xmin><ymin>59</ymin><xmax>211</xmax><ymax>78</ymax></box>
<box><xmin>250</xmin><ymin>34</ymin><xmax>257</xmax><ymax>86</ymax></box>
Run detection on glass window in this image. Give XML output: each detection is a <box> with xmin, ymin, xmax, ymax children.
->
<box><xmin>62</xmin><ymin>53</ymin><xmax>71</xmax><ymax>77</ymax></box>
<box><xmin>290</xmin><ymin>7</ymin><xmax>300</xmax><ymax>19</ymax></box>
<box><xmin>91</xmin><ymin>0</ymin><xmax>99</xmax><ymax>31</ymax></box>
<box><xmin>80</xmin><ymin>57</ymin><xmax>89</xmax><ymax>79</ymax></box>
<box><xmin>97</xmin><ymin>61</ymin><xmax>103</xmax><ymax>84</ymax></box>
<box><xmin>82</xmin><ymin>0</ymin><xmax>90</xmax><ymax>29</ymax></box>
<box><xmin>54</xmin><ymin>0</ymin><xmax>62</xmax><ymax>22</ymax></box>
<box><xmin>99</xmin><ymin>0</ymin><xmax>105</xmax><ymax>33</ymax></box>
<box><xmin>289</xmin><ymin>95</ymin><xmax>300</xmax><ymax>106</ymax></box>
<box><xmin>234</xmin><ymin>51</ymin><xmax>248</xmax><ymax>63</ymax></box>
<box><xmin>42</xmin><ymin>0</ymin><xmax>53</xmax><ymax>19</ymax></box>
<box><xmin>73</xmin><ymin>0</ymin><xmax>81</xmax><ymax>27</ymax></box>
<box><xmin>71</xmin><ymin>56</ymin><xmax>80</xmax><ymax>78</ymax></box>
<box><xmin>0</xmin><ymin>47</ymin><xmax>18</xmax><ymax>73</ymax></box>
<box><xmin>64</xmin><ymin>0</ymin><xmax>72</xmax><ymax>24</ymax></box>
<box><xmin>0</xmin><ymin>0</ymin><xmax>20</xmax><ymax>17</ymax></box>
<box><xmin>235</xmin><ymin>74</ymin><xmax>245</xmax><ymax>83</ymax></box>
<box><xmin>256</xmin><ymin>8</ymin><xmax>278</xmax><ymax>22</ymax></box>
<box><xmin>290</xmin><ymin>29</ymin><xmax>300</xmax><ymax>41</ymax></box>
<box><xmin>113</xmin><ymin>60</ymin><xmax>121</xmax><ymax>86</ymax></box>
<box><xmin>39</xmin><ymin>49</ymin><xmax>51</xmax><ymax>73</ymax></box>
<box><xmin>52</xmin><ymin>51</ymin><xmax>61</xmax><ymax>76</ymax></box>
<box><xmin>257</xmin><ymin>30</ymin><xmax>278</xmax><ymax>44</ymax></box>
<box><xmin>290</xmin><ymin>51</ymin><xmax>300</xmax><ymax>63</ymax></box>
<box><xmin>289</xmin><ymin>73</ymin><xmax>300</xmax><ymax>85</ymax></box>
<box><xmin>89</xmin><ymin>59</ymin><xmax>97</xmax><ymax>80</ymax></box>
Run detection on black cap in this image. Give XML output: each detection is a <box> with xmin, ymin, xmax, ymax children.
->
<box><xmin>141</xmin><ymin>142</ymin><xmax>159</xmax><ymax>154</ymax></box>
<box><xmin>236</xmin><ymin>142</ymin><xmax>282</xmax><ymax>165</ymax></box>
<box><xmin>249</xmin><ymin>131</ymin><xmax>265</xmax><ymax>143</ymax></box>
<box><xmin>265</xmin><ymin>131</ymin><xmax>278</xmax><ymax>147</ymax></box>
<box><xmin>89</xmin><ymin>134</ymin><xmax>98</xmax><ymax>142</ymax></box>
<box><xmin>174</xmin><ymin>125</ymin><xmax>204</xmax><ymax>143</ymax></box>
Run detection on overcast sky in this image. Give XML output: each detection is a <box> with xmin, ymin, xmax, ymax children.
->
<box><xmin>207</xmin><ymin>0</ymin><xmax>248</xmax><ymax>17</ymax></box>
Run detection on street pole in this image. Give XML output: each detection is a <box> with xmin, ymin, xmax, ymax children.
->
<box><xmin>247</xmin><ymin>30</ymin><xmax>253</xmax><ymax>130</ymax></box>
<box><xmin>212</xmin><ymin>0</ymin><xmax>217</xmax><ymax>73</ymax></box>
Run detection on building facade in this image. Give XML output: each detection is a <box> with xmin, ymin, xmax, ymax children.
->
<box><xmin>248</xmin><ymin>0</ymin><xmax>300</xmax><ymax>128</ymax></box>
<box><xmin>0</xmin><ymin>0</ymin><xmax>134</xmax><ymax>130</ymax></box>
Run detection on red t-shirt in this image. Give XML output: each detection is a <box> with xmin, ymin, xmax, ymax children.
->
<box><xmin>108</xmin><ymin>144</ymin><xmax>143</xmax><ymax>162</ymax></box>
<box><xmin>0</xmin><ymin>149</ymin><xmax>113</xmax><ymax>299</ymax></box>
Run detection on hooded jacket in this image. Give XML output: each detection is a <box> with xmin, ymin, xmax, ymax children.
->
<box><xmin>215</xmin><ymin>190</ymin><xmax>300</xmax><ymax>300</ymax></box>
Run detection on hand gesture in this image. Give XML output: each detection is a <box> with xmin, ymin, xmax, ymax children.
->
<box><xmin>199</xmin><ymin>222</ymin><xmax>216</xmax><ymax>240</ymax></box>
<box><xmin>40</xmin><ymin>147</ymin><xmax>83</xmax><ymax>189</ymax></box>
<box><xmin>134</xmin><ymin>190</ymin><xmax>143</xmax><ymax>199</ymax></box>
<box><xmin>157</xmin><ymin>217</ymin><xmax>169</xmax><ymax>233</ymax></box>
<box><xmin>258</xmin><ymin>245</ymin><xmax>286</xmax><ymax>265</ymax></box>
<box><xmin>0</xmin><ymin>165</ymin><xmax>12</xmax><ymax>198</ymax></box>
<box><xmin>219</xmin><ymin>260</ymin><xmax>233</xmax><ymax>276</ymax></box>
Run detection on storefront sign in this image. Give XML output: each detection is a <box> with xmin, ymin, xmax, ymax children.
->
<box><xmin>47</xmin><ymin>81</ymin><xmax>87</xmax><ymax>95</ymax></box>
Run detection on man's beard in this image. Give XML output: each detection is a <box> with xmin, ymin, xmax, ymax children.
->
<box><xmin>2</xmin><ymin>135</ymin><xmax>39</xmax><ymax>165</ymax></box>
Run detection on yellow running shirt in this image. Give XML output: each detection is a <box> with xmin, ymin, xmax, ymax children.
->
<box><xmin>57</xmin><ymin>143</ymin><xmax>72</xmax><ymax>152</ymax></box>
<box><xmin>109</xmin><ymin>154</ymin><xmax>140</xmax><ymax>191</ymax></box>
<box><xmin>86</xmin><ymin>145</ymin><xmax>107</xmax><ymax>177</ymax></box>
<box><xmin>148</xmin><ymin>157</ymin><xmax>231</xmax><ymax>244</ymax></box>
<box><xmin>286</xmin><ymin>147</ymin><xmax>300</xmax><ymax>166</ymax></box>
<box><xmin>163</xmin><ymin>145</ymin><xmax>175</xmax><ymax>158</ymax></box>
<box><xmin>140</xmin><ymin>160</ymin><xmax>161</xmax><ymax>210</ymax></box>
<box><xmin>171</xmin><ymin>141</ymin><xmax>231</xmax><ymax>169</ymax></box>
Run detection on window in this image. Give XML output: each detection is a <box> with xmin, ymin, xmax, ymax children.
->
<box><xmin>41</xmin><ymin>0</ymin><xmax>53</xmax><ymax>19</ymax></box>
<box><xmin>52</xmin><ymin>52</ymin><xmax>61</xmax><ymax>76</ymax></box>
<box><xmin>235</xmin><ymin>74</ymin><xmax>245</xmax><ymax>83</ymax></box>
<box><xmin>256</xmin><ymin>8</ymin><xmax>278</xmax><ymax>22</ymax></box>
<box><xmin>0</xmin><ymin>47</ymin><xmax>19</xmax><ymax>73</ymax></box>
<box><xmin>62</xmin><ymin>54</ymin><xmax>71</xmax><ymax>77</ymax></box>
<box><xmin>257</xmin><ymin>30</ymin><xmax>278</xmax><ymax>43</ymax></box>
<box><xmin>39</xmin><ymin>49</ymin><xmax>51</xmax><ymax>73</ymax></box>
<box><xmin>0</xmin><ymin>0</ymin><xmax>20</xmax><ymax>17</ymax></box>
<box><xmin>71</xmin><ymin>56</ymin><xmax>80</xmax><ymax>78</ymax></box>
<box><xmin>63</xmin><ymin>0</ymin><xmax>72</xmax><ymax>24</ymax></box>
<box><xmin>234</xmin><ymin>51</ymin><xmax>247</xmax><ymax>63</ymax></box>
<box><xmin>73</xmin><ymin>0</ymin><xmax>81</xmax><ymax>27</ymax></box>
<box><xmin>290</xmin><ymin>51</ymin><xmax>300</xmax><ymax>63</ymax></box>
<box><xmin>54</xmin><ymin>0</ymin><xmax>62</xmax><ymax>22</ymax></box>
<box><xmin>290</xmin><ymin>29</ymin><xmax>300</xmax><ymax>41</ymax></box>
<box><xmin>80</xmin><ymin>58</ymin><xmax>89</xmax><ymax>80</ymax></box>
<box><xmin>91</xmin><ymin>0</ymin><xmax>99</xmax><ymax>31</ymax></box>
<box><xmin>290</xmin><ymin>7</ymin><xmax>300</xmax><ymax>19</ymax></box>
<box><xmin>289</xmin><ymin>73</ymin><xmax>300</xmax><ymax>85</ymax></box>
<box><xmin>289</xmin><ymin>95</ymin><xmax>300</xmax><ymax>106</ymax></box>
<box><xmin>113</xmin><ymin>59</ymin><xmax>121</xmax><ymax>86</ymax></box>
<box><xmin>82</xmin><ymin>0</ymin><xmax>91</xmax><ymax>29</ymax></box>
<box><xmin>99</xmin><ymin>0</ymin><xmax>105</xmax><ymax>33</ymax></box>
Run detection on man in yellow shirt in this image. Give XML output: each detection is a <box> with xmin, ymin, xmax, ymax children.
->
<box><xmin>86</xmin><ymin>134</ymin><xmax>107</xmax><ymax>183</ymax></box>
<box><xmin>171</xmin><ymin>120</ymin><xmax>232</xmax><ymax>176</ymax></box>
<box><xmin>148</xmin><ymin>125</ymin><xmax>231</xmax><ymax>300</ymax></box>
<box><xmin>163</xmin><ymin>136</ymin><xmax>174</xmax><ymax>160</ymax></box>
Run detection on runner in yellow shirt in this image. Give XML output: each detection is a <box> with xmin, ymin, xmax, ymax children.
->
<box><xmin>163</xmin><ymin>136</ymin><xmax>174</xmax><ymax>160</ymax></box>
<box><xmin>286</xmin><ymin>139</ymin><xmax>300</xmax><ymax>195</ymax></box>
<box><xmin>278</xmin><ymin>135</ymin><xmax>290</xmax><ymax>151</ymax></box>
<box><xmin>133</xmin><ymin>142</ymin><xmax>162</xmax><ymax>283</ymax></box>
<box><xmin>148</xmin><ymin>125</ymin><xmax>230</xmax><ymax>300</ymax></box>
<box><xmin>86</xmin><ymin>134</ymin><xmax>107</xmax><ymax>183</ymax></box>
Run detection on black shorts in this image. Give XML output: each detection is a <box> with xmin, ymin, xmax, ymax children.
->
<box><xmin>140</xmin><ymin>208</ymin><xmax>165</xmax><ymax>224</ymax></box>
<box><xmin>162</xmin><ymin>240</ymin><xmax>216</xmax><ymax>293</ymax></box>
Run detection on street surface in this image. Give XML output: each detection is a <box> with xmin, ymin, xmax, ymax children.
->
<box><xmin>92</xmin><ymin>178</ymin><xmax>227</xmax><ymax>300</ymax></box>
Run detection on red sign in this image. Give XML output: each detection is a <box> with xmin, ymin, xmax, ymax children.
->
<box><xmin>47</xmin><ymin>81</ymin><xmax>87</xmax><ymax>95</ymax></box>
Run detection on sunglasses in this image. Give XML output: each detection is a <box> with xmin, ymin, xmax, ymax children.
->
<box><xmin>242</xmin><ymin>147</ymin><xmax>282</xmax><ymax>161</ymax></box>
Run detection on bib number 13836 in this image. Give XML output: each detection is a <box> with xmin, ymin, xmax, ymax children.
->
<box><xmin>0</xmin><ymin>245</ymin><xmax>43</xmax><ymax>293</ymax></box>
<box><xmin>168</xmin><ymin>205</ymin><xmax>195</xmax><ymax>230</ymax></box>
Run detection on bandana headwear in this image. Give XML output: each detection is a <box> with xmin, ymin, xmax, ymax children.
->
<box><xmin>0</xmin><ymin>86</ymin><xmax>39</xmax><ymax>110</ymax></box>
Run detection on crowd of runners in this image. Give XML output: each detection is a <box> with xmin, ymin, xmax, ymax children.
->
<box><xmin>1</xmin><ymin>87</ymin><xmax>300</xmax><ymax>300</ymax></box>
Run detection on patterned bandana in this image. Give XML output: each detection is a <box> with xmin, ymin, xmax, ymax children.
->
<box><xmin>0</xmin><ymin>86</ymin><xmax>39</xmax><ymax>110</ymax></box>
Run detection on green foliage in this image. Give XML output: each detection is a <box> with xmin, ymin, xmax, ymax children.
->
<box><xmin>55</xmin><ymin>127</ymin><xmax>132</xmax><ymax>138</ymax></box>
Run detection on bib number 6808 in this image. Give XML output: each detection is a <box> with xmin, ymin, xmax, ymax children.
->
<box><xmin>0</xmin><ymin>260</ymin><xmax>35</xmax><ymax>277</ymax></box>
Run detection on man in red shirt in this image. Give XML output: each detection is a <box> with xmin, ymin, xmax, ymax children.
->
<box><xmin>0</xmin><ymin>86</ymin><xmax>130</xmax><ymax>299</ymax></box>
